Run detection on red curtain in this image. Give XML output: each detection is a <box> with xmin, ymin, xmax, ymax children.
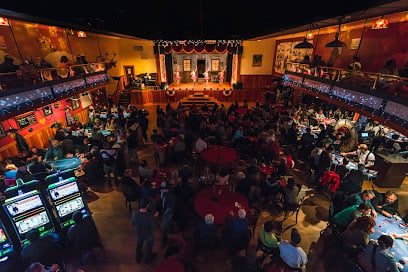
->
<box><xmin>161</xmin><ymin>44</ymin><xmax>237</xmax><ymax>54</ymax></box>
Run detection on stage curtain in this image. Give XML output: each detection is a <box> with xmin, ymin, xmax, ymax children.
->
<box><xmin>162</xmin><ymin>44</ymin><xmax>236</xmax><ymax>54</ymax></box>
<box><xmin>226</xmin><ymin>53</ymin><xmax>233</xmax><ymax>83</ymax></box>
<box><xmin>165</xmin><ymin>54</ymin><xmax>174</xmax><ymax>84</ymax></box>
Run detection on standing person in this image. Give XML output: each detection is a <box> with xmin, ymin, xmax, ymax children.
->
<box><xmin>127</xmin><ymin>129</ymin><xmax>139</xmax><ymax>164</ymax></box>
<box><xmin>100</xmin><ymin>142</ymin><xmax>118</xmax><ymax>184</ymax></box>
<box><xmin>132</xmin><ymin>198</ymin><xmax>156</xmax><ymax>263</ymax></box>
<box><xmin>139</xmin><ymin>109</ymin><xmax>149</xmax><ymax>142</ymax></box>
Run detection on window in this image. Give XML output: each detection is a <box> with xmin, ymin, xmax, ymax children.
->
<box><xmin>211</xmin><ymin>59</ymin><xmax>220</xmax><ymax>71</ymax></box>
<box><xmin>183</xmin><ymin>59</ymin><xmax>191</xmax><ymax>71</ymax></box>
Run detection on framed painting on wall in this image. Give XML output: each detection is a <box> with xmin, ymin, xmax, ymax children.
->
<box><xmin>71</xmin><ymin>96</ymin><xmax>80</xmax><ymax>110</ymax></box>
<box><xmin>0</xmin><ymin>123</ymin><xmax>6</xmax><ymax>138</ymax></box>
<box><xmin>252</xmin><ymin>55</ymin><xmax>263</xmax><ymax>67</ymax></box>
<box><xmin>15</xmin><ymin>112</ymin><xmax>37</xmax><ymax>129</ymax></box>
<box><xmin>42</xmin><ymin>105</ymin><xmax>53</xmax><ymax>116</ymax></box>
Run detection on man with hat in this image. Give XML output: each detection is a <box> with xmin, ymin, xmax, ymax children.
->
<box><xmin>279</xmin><ymin>228</ymin><xmax>307</xmax><ymax>270</ymax></box>
<box><xmin>342</xmin><ymin>143</ymin><xmax>375</xmax><ymax>168</ymax></box>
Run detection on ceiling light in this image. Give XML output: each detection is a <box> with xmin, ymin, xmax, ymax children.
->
<box><xmin>325</xmin><ymin>23</ymin><xmax>346</xmax><ymax>48</ymax></box>
<box><xmin>77</xmin><ymin>31</ymin><xmax>87</xmax><ymax>37</ymax></box>
<box><xmin>306</xmin><ymin>33</ymin><xmax>314</xmax><ymax>40</ymax></box>
<box><xmin>0</xmin><ymin>17</ymin><xmax>9</xmax><ymax>26</ymax></box>
<box><xmin>372</xmin><ymin>16</ymin><xmax>389</xmax><ymax>29</ymax></box>
<box><xmin>294</xmin><ymin>38</ymin><xmax>314</xmax><ymax>49</ymax></box>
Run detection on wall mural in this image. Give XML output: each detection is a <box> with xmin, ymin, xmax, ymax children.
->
<box><xmin>274</xmin><ymin>41</ymin><xmax>313</xmax><ymax>74</ymax></box>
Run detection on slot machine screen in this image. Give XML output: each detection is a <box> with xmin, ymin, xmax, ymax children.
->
<box><xmin>47</xmin><ymin>177</ymin><xmax>88</xmax><ymax>227</ymax></box>
<box><xmin>0</xmin><ymin>223</ymin><xmax>13</xmax><ymax>261</ymax></box>
<box><xmin>3</xmin><ymin>191</ymin><xmax>53</xmax><ymax>243</ymax></box>
<box><xmin>56</xmin><ymin>197</ymin><xmax>84</xmax><ymax>218</ymax></box>
<box><xmin>49</xmin><ymin>181</ymin><xmax>79</xmax><ymax>201</ymax></box>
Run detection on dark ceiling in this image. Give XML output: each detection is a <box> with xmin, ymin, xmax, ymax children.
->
<box><xmin>0</xmin><ymin>0</ymin><xmax>398</xmax><ymax>40</ymax></box>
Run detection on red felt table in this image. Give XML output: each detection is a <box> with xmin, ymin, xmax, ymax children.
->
<box><xmin>200</xmin><ymin>145</ymin><xmax>238</xmax><ymax>164</ymax></box>
<box><xmin>235</xmin><ymin>108</ymin><xmax>248</xmax><ymax>115</ymax></box>
<box><xmin>259</xmin><ymin>165</ymin><xmax>277</xmax><ymax>175</ymax></box>
<box><xmin>195</xmin><ymin>186</ymin><xmax>249</xmax><ymax>225</ymax></box>
<box><xmin>155</xmin><ymin>259</ymin><xmax>185</xmax><ymax>272</ymax></box>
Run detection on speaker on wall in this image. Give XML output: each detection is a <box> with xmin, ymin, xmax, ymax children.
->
<box><xmin>238</xmin><ymin>46</ymin><xmax>243</xmax><ymax>55</ymax></box>
<box><xmin>159</xmin><ymin>47</ymin><xmax>165</xmax><ymax>54</ymax></box>
<box><xmin>153</xmin><ymin>45</ymin><xmax>159</xmax><ymax>55</ymax></box>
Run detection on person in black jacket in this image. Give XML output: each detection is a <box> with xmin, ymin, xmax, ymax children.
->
<box><xmin>372</xmin><ymin>191</ymin><xmax>399</xmax><ymax>218</ymax></box>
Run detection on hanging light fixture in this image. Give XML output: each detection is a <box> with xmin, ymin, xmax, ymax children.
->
<box><xmin>306</xmin><ymin>32</ymin><xmax>314</xmax><ymax>40</ymax></box>
<box><xmin>372</xmin><ymin>16</ymin><xmax>389</xmax><ymax>29</ymax></box>
<box><xmin>0</xmin><ymin>17</ymin><xmax>9</xmax><ymax>26</ymax></box>
<box><xmin>77</xmin><ymin>31</ymin><xmax>87</xmax><ymax>37</ymax></box>
<box><xmin>325</xmin><ymin>19</ymin><xmax>346</xmax><ymax>48</ymax></box>
<box><xmin>295</xmin><ymin>24</ymin><xmax>314</xmax><ymax>49</ymax></box>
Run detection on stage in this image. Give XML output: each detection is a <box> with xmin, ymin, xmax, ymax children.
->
<box><xmin>168</xmin><ymin>81</ymin><xmax>231</xmax><ymax>91</ymax></box>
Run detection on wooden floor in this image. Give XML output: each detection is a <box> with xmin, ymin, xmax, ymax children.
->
<box><xmin>168</xmin><ymin>81</ymin><xmax>231</xmax><ymax>91</ymax></box>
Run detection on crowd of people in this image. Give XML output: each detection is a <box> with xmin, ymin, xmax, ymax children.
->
<box><xmin>1</xmin><ymin>77</ymin><xmax>408</xmax><ymax>272</ymax></box>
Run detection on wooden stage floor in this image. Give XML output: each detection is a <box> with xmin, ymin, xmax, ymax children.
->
<box><xmin>168</xmin><ymin>81</ymin><xmax>231</xmax><ymax>91</ymax></box>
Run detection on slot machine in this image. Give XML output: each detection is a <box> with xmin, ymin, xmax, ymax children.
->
<box><xmin>45</xmin><ymin>175</ymin><xmax>90</xmax><ymax>230</ymax></box>
<box><xmin>0</xmin><ymin>221</ymin><xmax>14</xmax><ymax>263</ymax></box>
<box><xmin>2</xmin><ymin>182</ymin><xmax>56</xmax><ymax>246</ymax></box>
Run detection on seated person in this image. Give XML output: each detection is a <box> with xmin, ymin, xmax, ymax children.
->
<box><xmin>258</xmin><ymin>221</ymin><xmax>279</xmax><ymax>254</ymax></box>
<box><xmin>332</xmin><ymin>203</ymin><xmax>371</xmax><ymax>231</ymax></box>
<box><xmin>224</xmin><ymin>209</ymin><xmax>250</xmax><ymax>254</ymax></box>
<box><xmin>215</xmin><ymin>169</ymin><xmax>230</xmax><ymax>185</ymax></box>
<box><xmin>21</xmin><ymin>229</ymin><xmax>62</xmax><ymax>269</ymax></box>
<box><xmin>27</xmin><ymin>156</ymin><xmax>52</xmax><ymax>175</ymax></box>
<box><xmin>283</xmin><ymin>178</ymin><xmax>301</xmax><ymax>211</ymax></box>
<box><xmin>279</xmin><ymin>228</ymin><xmax>307</xmax><ymax>270</ymax></box>
<box><xmin>371</xmin><ymin>191</ymin><xmax>399</xmax><ymax>218</ymax></box>
<box><xmin>341</xmin><ymin>216</ymin><xmax>376</xmax><ymax>252</ymax></box>
<box><xmin>4</xmin><ymin>159</ymin><xmax>18</xmax><ymax>171</ymax></box>
<box><xmin>27</xmin><ymin>147</ymin><xmax>45</xmax><ymax>161</ymax></box>
<box><xmin>195</xmin><ymin>214</ymin><xmax>217</xmax><ymax>259</ymax></box>
<box><xmin>25</xmin><ymin>262</ymin><xmax>59</xmax><ymax>272</ymax></box>
<box><xmin>121</xmin><ymin>169</ymin><xmax>140</xmax><ymax>201</ymax></box>
<box><xmin>343</xmin><ymin>190</ymin><xmax>377</xmax><ymax>217</ymax></box>
<box><xmin>362</xmin><ymin>235</ymin><xmax>400</xmax><ymax>272</ymax></box>
<box><xmin>44</xmin><ymin>140</ymin><xmax>63</xmax><ymax>161</ymax></box>
<box><xmin>83</xmin><ymin>153</ymin><xmax>105</xmax><ymax>185</ymax></box>
<box><xmin>66</xmin><ymin>211</ymin><xmax>100</xmax><ymax>253</ymax></box>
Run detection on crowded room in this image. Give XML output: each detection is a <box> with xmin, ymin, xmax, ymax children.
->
<box><xmin>1</xmin><ymin>0</ymin><xmax>408</xmax><ymax>272</ymax></box>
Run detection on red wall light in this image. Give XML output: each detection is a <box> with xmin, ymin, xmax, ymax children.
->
<box><xmin>372</xmin><ymin>17</ymin><xmax>389</xmax><ymax>29</ymax></box>
<box><xmin>0</xmin><ymin>17</ymin><xmax>9</xmax><ymax>26</ymax></box>
<box><xmin>77</xmin><ymin>31</ymin><xmax>87</xmax><ymax>37</ymax></box>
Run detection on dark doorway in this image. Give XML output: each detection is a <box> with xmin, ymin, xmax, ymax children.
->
<box><xmin>197</xmin><ymin>59</ymin><xmax>205</xmax><ymax>78</ymax></box>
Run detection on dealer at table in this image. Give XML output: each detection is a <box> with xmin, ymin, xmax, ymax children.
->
<box><xmin>341</xmin><ymin>144</ymin><xmax>375</xmax><ymax>168</ymax></box>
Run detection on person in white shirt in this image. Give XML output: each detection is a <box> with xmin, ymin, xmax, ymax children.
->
<box><xmin>195</xmin><ymin>137</ymin><xmax>207</xmax><ymax>153</ymax></box>
<box><xmin>279</xmin><ymin>228</ymin><xmax>307</xmax><ymax>270</ymax></box>
<box><xmin>315</xmin><ymin>109</ymin><xmax>326</xmax><ymax>123</ymax></box>
<box><xmin>342</xmin><ymin>144</ymin><xmax>375</xmax><ymax>168</ymax></box>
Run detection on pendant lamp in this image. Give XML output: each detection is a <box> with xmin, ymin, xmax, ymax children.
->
<box><xmin>294</xmin><ymin>38</ymin><xmax>314</xmax><ymax>49</ymax></box>
<box><xmin>325</xmin><ymin>23</ymin><xmax>346</xmax><ymax>48</ymax></box>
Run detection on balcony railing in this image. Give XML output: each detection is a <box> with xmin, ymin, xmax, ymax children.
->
<box><xmin>0</xmin><ymin>63</ymin><xmax>106</xmax><ymax>92</ymax></box>
<box><xmin>285</xmin><ymin>62</ymin><xmax>408</xmax><ymax>99</ymax></box>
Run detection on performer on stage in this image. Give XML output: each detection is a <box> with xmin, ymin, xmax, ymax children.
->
<box><xmin>203</xmin><ymin>70</ymin><xmax>209</xmax><ymax>87</ymax></box>
<box><xmin>174</xmin><ymin>69</ymin><xmax>181</xmax><ymax>86</ymax></box>
<box><xmin>218</xmin><ymin>69</ymin><xmax>224</xmax><ymax>84</ymax></box>
<box><xmin>191</xmin><ymin>69</ymin><xmax>197</xmax><ymax>86</ymax></box>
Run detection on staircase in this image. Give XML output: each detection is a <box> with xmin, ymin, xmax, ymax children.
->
<box><xmin>180</xmin><ymin>92</ymin><xmax>218</xmax><ymax>109</ymax></box>
<box><xmin>118</xmin><ymin>89</ymin><xmax>131</xmax><ymax>106</ymax></box>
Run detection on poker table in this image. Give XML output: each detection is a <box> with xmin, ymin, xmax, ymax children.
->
<box><xmin>200</xmin><ymin>145</ymin><xmax>238</xmax><ymax>164</ymax></box>
<box><xmin>385</xmin><ymin>132</ymin><xmax>408</xmax><ymax>143</ymax></box>
<box><xmin>259</xmin><ymin>165</ymin><xmax>277</xmax><ymax>175</ymax></box>
<box><xmin>332</xmin><ymin>152</ymin><xmax>377</xmax><ymax>179</ymax></box>
<box><xmin>194</xmin><ymin>186</ymin><xmax>249</xmax><ymax>225</ymax></box>
<box><xmin>371</xmin><ymin>214</ymin><xmax>408</xmax><ymax>271</ymax></box>
<box><xmin>47</xmin><ymin>157</ymin><xmax>82</xmax><ymax>171</ymax></box>
<box><xmin>101</xmin><ymin>130</ymin><xmax>112</xmax><ymax>137</ymax></box>
<box><xmin>155</xmin><ymin>259</ymin><xmax>185</xmax><ymax>272</ymax></box>
<box><xmin>298</xmin><ymin>125</ymin><xmax>319</xmax><ymax>139</ymax></box>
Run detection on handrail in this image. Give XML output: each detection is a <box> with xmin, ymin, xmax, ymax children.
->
<box><xmin>285</xmin><ymin>62</ymin><xmax>408</xmax><ymax>97</ymax></box>
<box><xmin>0</xmin><ymin>62</ymin><xmax>106</xmax><ymax>91</ymax></box>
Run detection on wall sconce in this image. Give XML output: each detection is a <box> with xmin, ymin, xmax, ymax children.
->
<box><xmin>77</xmin><ymin>31</ymin><xmax>87</xmax><ymax>38</ymax></box>
<box><xmin>0</xmin><ymin>17</ymin><xmax>9</xmax><ymax>26</ymax></box>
